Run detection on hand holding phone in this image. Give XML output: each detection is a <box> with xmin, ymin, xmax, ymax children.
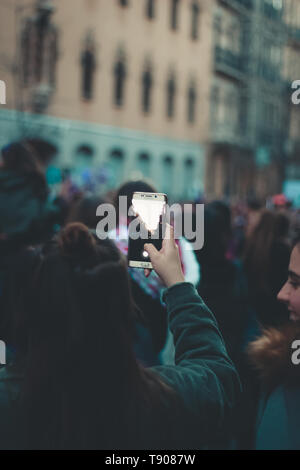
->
<box><xmin>144</xmin><ymin>224</ymin><xmax>185</xmax><ymax>288</ymax></box>
<box><xmin>128</xmin><ymin>192</ymin><xmax>167</xmax><ymax>269</ymax></box>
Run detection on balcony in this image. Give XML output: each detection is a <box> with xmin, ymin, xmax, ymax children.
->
<box><xmin>214</xmin><ymin>46</ymin><xmax>246</xmax><ymax>81</ymax></box>
<box><xmin>219</xmin><ymin>0</ymin><xmax>253</xmax><ymax>15</ymax></box>
<box><xmin>211</xmin><ymin>122</ymin><xmax>252</xmax><ymax>149</ymax></box>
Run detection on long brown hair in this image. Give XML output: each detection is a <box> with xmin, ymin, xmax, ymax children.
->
<box><xmin>21</xmin><ymin>223</ymin><xmax>177</xmax><ymax>449</ymax></box>
<box><xmin>244</xmin><ymin>210</ymin><xmax>290</xmax><ymax>294</ymax></box>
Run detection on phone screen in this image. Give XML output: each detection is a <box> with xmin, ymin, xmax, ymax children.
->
<box><xmin>128</xmin><ymin>192</ymin><xmax>167</xmax><ymax>269</ymax></box>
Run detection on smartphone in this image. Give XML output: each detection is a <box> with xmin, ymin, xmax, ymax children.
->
<box><xmin>128</xmin><ymin>192</ymin><xmax>167</xmax><ymax>269</ymax></box>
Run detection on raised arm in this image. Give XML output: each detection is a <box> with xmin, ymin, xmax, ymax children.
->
<box><xmin>144</xmin><ymin>225</ymin><xmax>241</xmax><ymax>444</ymax></box>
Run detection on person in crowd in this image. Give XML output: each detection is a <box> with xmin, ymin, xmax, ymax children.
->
<box><xmin>227</xmin><ymin>202</ymin><xmax>247</xmax><ymax>261</ymax></box>
<box><xmin>249</xmin><ymin>234</ymin><xmax>300</xmax><ymax>450</ymax></box>
<box><xmin>193</xmin><ymin>201</ymin><xmax>255</xmax><ymax>448</ymax></box>
<box><xmin>244</xmin><ymin>210</ymin><xmax>291</xmax><ymax>328</ymax></box>
<box><xmin>272</xmin><ymin>194</ymin><xmax>291</xmax><ymax>213</ymax></box>
<box><xmin>0</xmin><ymin>139</ymin><xmax>63</xmax><ymax>351</ymax></box>
<box><xmin>112</xmin><ymin>180</ymin><xmax>200</xmax><ymax>365</ymax></box>
<box><xmin>0</xmin><ymin>139</ymin><xmax>59</xmax><ymax>248</ymax></box>
<box><xmin>0</xmin><ymin>222</ymin><xmax>240</xmax><ymax>450</ymax></box>
<box><xmin>245</xmin><ymin>198</ymin><xmax>263</xmax><ymax>242</ymax></box>
<box><xmin>194</xmin><ymin>201</ymin><xmax>249</xmax><ymax>366</ymax></box>
<box><xmin>64</xmin><ymin>192</ymin><xmax>158</xmax><ymax>365</ymax></box>
<box><xmin>66</xmin><ymin>194</ymin><xmax>107</xmax><ymax>229</ymax></box>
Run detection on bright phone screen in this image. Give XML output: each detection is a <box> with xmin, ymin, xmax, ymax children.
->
<box><xmin>128</xmin><ymin>193</ymin><xmax>167</xmax><ymax>266</ymax></box>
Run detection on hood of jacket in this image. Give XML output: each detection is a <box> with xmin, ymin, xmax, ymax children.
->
<box><xmin>248</xmin><ymin>322</ymin><xmax>300</xmax><ymax>389</ymax></box>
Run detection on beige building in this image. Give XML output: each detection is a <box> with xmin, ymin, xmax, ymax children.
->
<box><xmin>0</xmin><ymin>0</ymin><xmax>214</xmax><ymax>200</ymax></box>
<box><xmin>0</xmin><ymin>0</ymin><xmax>297</xmax><ymax>201</ymax></box>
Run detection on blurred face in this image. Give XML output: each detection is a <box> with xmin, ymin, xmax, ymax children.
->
<box><xmin>277</xmin><ymin>244</ymin><xmax>300</xmax><ymax>322</ymax></box>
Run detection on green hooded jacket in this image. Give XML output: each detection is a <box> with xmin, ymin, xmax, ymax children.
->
<box><xmin>0</xmin><ymin>283</ymin><xmax>241</xmax><ymax>449</ymax></box>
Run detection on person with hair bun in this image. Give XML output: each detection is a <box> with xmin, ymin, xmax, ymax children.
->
<box><xmin>0</xmin><ymin>222</ymin><xmax>240</xmax><ymax>450</ymax></box>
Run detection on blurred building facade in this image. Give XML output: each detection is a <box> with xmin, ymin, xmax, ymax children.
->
<box><xmin>207</xmin><ymin>0</ymin><xmax>294</xmax><ymax>201</ymax></box>
<box><xmin>0</xmin><ymin>0</ymin><xmax>213</xmax><ymax>200</ymax></box>
<box><xmin>283</xmin><ymin>0</ymin><xmax>300</xmax><ymax>205</ymax></box>
<box><xmin>0</xmin><ymin>0</ymin><xmax>299</xmax><ymax>201</ymax></box>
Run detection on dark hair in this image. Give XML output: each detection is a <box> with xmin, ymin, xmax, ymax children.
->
<box><xmin>66</xmin><ymin>195</ymin><xmax>106</xmax><ymax>229</ymax></box>
<box><xmin>24</xmin><ymin>138</ymin><xmax>57</xmax><ymax>165</ymax></box>
<box><xmin>247</xmin><ymin>197</ymin><xmax>263</xmax><ymax>211</ymax></box>
<box><xmin>1</xmin><ymin>140</ymin><xmax>51</xmax><ymax>199</ymax></box>
<box><xmin>244</xmin><ymin>210</ymin><xmax>290</xmax><ymax>293</ymax></box>
<box><xmin>196</xmin><ymin>201</ymin><xmax>231</xmax><ymax>263</ymax></box>
<box><xmin>21</xmin><ymin>223</ymin><xmax>177</xmax><ymax>449</ymax></box>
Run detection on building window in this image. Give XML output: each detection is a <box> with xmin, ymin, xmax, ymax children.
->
<box><xmin>137</xmin><ymin>153</ymin><xmax>151</xmax><ymax>177</ymax></box>
<box><xmin>187</xmin><ymin>82</ymin><xmax>197</xmax><ymax>124</ymax></box>
<box><xmin>211</xmin><ymin>86</ymin><xmax>220</xmax><ymax>125</ymax></box>
<box><xmin>119</xmin><ymin>0</ymin><xmax>129</xmax><ymax>7</ymax></box>
<box><xmin>81</xmin><ymin>34</ymin><xmax>96</xmax><ymax>101</ymax></box>
<box><xmin>239</xmin><ymin>92</ymin><xmax>248</xmax><ymax>135</ymax></box>
<box><xmin>184</xmin><ymin>158</ymin><xmax>195</xmax><ymax>198</ymax></box>
<box><xmin>166</xmin><ymin>74</ymin><xmax>176</xmax><ymax>119</ymax></box>
<box><xmin>73</xmin><ymin>145</ymin><xmax>95</xmax><ymax>186</ymax></box>
<box><xmin>191</xmin><ymin>1</ymin><xmax>200</xmax><ymax>40</ymax></box>
<box><xmin>75</xmin><ymin>144</ymin><xmax>94</xmax><ymax>166</ymax></box>
<box><xmin>142</xmin><ymin>66</ymin><xmax>153</xmax><ymax>113</ymax></box>
<box><xmin>114</xmin><ymin>55</ymin><xmax>127</xmax><ymax>107</ymax></box>
<box><xmin>21</xmin><ymin>21</ymin><xmax>32</xmax><ymax>86</ymax></box>
<box><xmin>146</xmin><ymin>0</ymin><xmax>155</xmax><ymax>19</ymax></box>
<box><xmin>48</xmin><ymin>28</ymin><xmax>58</xmax><ymax>86</ymax></box>
<box><xmin>21</xmin><ymin>7</ymin><xmax>58</xmax><ymax>89</ymax></box>
<box><xmin>213</xmin><ymin>15</ymin><xmax>222</xmax><ymax>47</ymax></box>
<box><xmin>162</xmin><ymin>156</ymin><xmax>174</xmax><ymax>194</ymax></box>
<box><xmin>108</xmin><ymin>149</ymin><xmax>125</xmax><ymax>187</ymax></box>
<box><xmin>170</xmin><ymin>0</ymin><xmax>180</xmax><ymax>30</ymax></box>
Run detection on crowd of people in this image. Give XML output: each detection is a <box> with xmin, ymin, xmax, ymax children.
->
<box><xmin>0</xmin><ymin>138</ymin><xmax>300</xmax><ymax>450</ymax></box>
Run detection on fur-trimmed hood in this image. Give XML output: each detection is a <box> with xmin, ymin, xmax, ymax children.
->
<box><xmin>248</xmin><ymin>322</ymin><xmax>300</xmax><ymax>389</ymax></box>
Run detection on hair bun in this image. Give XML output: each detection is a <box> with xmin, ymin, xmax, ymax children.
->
<box><xmin>59</xmin><ymin>223</ymin><xmax>96</xmax><ymax>256</ymax></box>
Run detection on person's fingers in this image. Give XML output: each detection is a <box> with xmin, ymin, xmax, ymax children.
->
<box><xmin>167</xmin><ymin>223</ymin><xmax>175</xmax><ymax>239</ymax></box>
<box><xmin>163</xmin><ymin>223</ymin><xmax>176</xmax><ymax>248</ymax></box>
<box><xmin>144</xmin><ymin>268</ymin><xmax>151</xmax><ymax>278</ymax></box>
<box><xmin>144</xmin><ymin>243</ymin><xmax>159</xmax><ymax>259</ymax></box>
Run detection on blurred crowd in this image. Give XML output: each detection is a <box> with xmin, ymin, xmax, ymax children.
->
<box><xmin>0</xmin><ymin>138</ymin><xmax>300</xmax><ymax>450</ymax></box>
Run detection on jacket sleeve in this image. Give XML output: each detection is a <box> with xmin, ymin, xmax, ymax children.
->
<box><xmin>151</xmin><ymin>282</ymin><xmax>241</xmax><ymax>442</ymax></box>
